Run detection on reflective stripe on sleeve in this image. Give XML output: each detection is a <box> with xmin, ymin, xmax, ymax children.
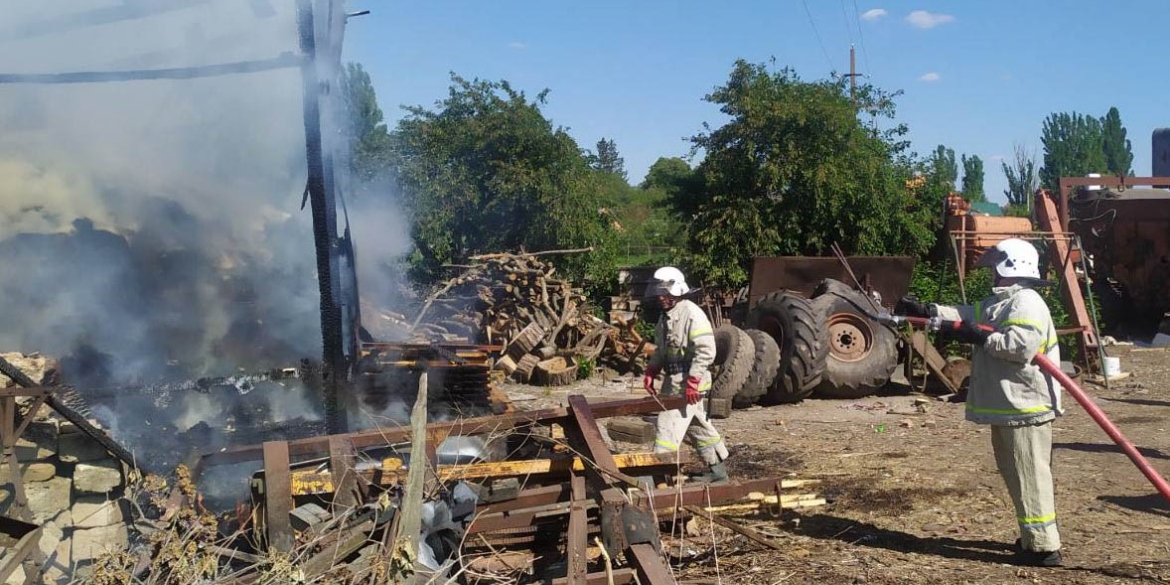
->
<box><xmin>696</xmin><ymin>436</ymin><xmax>723</xmax><ymax>449</ymax></box>
<box><xmin>655</xmin><ymin>439</ymin><xmax>680</xmax><ymax>451</ymax></box>
<box><xmin>689</xmin><ymin>327</ymin><xmax>713</xmax><ymax>340</ymax></box>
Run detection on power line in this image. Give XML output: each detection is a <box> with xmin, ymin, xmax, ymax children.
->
<box><xmin>801</xmin><ymin>0</ymin><xmax>834</xmax><ymax>72</ymax></box>
<box><xmin>851</xmin><ymin>0</ymin><xmax>874</xmax><ymax>82</ymax></box>
<box><xmin>839</xmin><ymin>0</ymin><xmax>855</xmax><ymax>47</ymax></box>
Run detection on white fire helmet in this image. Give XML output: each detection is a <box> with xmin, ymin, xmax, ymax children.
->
<box><xmin>976</xmin><ymin>238</ymin><xmax>1041</xmax><ymax>280</ymax></box>
<box><xmin>649</xmin><ymin>266</ymin><xmax>690</xmax><ymax>297</ymax></box>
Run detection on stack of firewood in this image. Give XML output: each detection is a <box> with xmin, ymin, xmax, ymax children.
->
<box><xmin>411</xmin><ymin>250</ymin><xmax>612</xmax><ymax>386</ymax></box>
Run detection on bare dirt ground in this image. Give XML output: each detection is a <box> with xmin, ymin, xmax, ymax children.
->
<box><xmin>501</xmin><ymin>345</ymin><xmax>1170</xmax><ymax>584</ymax></box>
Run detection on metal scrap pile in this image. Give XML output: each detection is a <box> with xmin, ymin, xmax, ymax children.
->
<box><xmin>409</xmin><ymin>251</ymin><xmax>618</xmax><ymax>386</ymax></box>
<box><xmin>91</xmin><ymin>394</ymin><xmax>819</xmax><ymax>585</ymax></box>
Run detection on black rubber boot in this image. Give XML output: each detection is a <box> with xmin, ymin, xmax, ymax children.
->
<box><xmin>689</xmin><ymin>462</ymin><xmax>729</xmax><ymax>484</ymax></box>
<box><xmin>1014</xmin><ymin>540</ymin><xmax>1062</xmax><ymax>567</ymax></box>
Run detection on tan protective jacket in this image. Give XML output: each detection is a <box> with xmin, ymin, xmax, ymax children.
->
<box><xmin>648</xmin><ymin>299</ymin><xmax>715</xmax><ymax>395</ymax></box>
<box><xmin>933</xmin><ymin>284</ymin><xmax>1062</xmax><ymax>426</ymax></box>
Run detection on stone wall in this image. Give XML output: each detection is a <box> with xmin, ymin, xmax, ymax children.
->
<box><xmin>1</xmin><ymin>353</ymin><xmax>133</xmax><ymax>584</ymax></box>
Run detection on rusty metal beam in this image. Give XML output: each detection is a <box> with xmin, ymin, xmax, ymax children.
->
<box><xmin>566</xmin><ymin>472</ymin><xmax>589</xmax><ymax>584</ymax></box>
<box><xmin>551</xmin><ymin>569</ymin><xmax>636</xmax><ymax>585</ymax></box>
<box><xmin>564</xmin><ymin>395</ymin><xmax>676</xmax><ymax>585</ymax></box>
<box><xmin>327</xmin><ymin>436</ymin><xmax>358</xmax><ymax>509</ymax></box>
<box><xmin>199</xmin><ymin>395</ymin><xmax>687</xmax><ymax>470</ymax></box>
<box><xmin>1036</xmin><ymin>192</ymin><xmax>1098</xmax><ymax>360</ymax></box>
<box><xmin>262</xmin><ymin>442</ymin><xmax>294</xmax><ymax>552</ymax></box>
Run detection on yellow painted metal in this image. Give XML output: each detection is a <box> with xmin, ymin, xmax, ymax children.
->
<box><xmin>286</xmin><ymin>451</ymin><xmax>680</xmax><ymax>497</ymax></box>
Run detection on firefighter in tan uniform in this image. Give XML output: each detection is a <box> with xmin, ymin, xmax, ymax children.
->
<box><xmin>902</xmin><ymin>238</ymin><xmax>1063</xmax><ymax>567</ymax></box>
<box><xmin>642</xmin><ymin>267</ymin><xmax>731</xmax><ymax>483</ymax></box>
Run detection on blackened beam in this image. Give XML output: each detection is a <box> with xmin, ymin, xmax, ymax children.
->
<box><xmin>197</xmin><ymin>395</ymin><xmax>687</xmax><ymax>469</ymax></box>
<box><xmin>0</xmin><ymin>356</ymin><xmax>141</xmax><ymax>471</ymax></box>
<box><xmin>0</xmin><ymin>54</ymin><xmax>303</xmax><ymax>84</ymax></box>
<box><xmin>296</xmin><ymin>0</ymin><xmax>347</xmax><ymax>434</ymax></box>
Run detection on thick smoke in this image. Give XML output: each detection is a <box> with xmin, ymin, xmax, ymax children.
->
<box><xmin>0</xmin><ymin>2</ymin><xmax>320</xmax><ymax>381</ymax></box>
<box><xmin>0</xmin><ymin>1</ymin><xmax>416</xmax><ymax>471</ymax></box>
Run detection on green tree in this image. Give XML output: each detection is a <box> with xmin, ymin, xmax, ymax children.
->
<box><xmin>674</xmin><ymin>60</ymin><xmax>937</xmax><ymax>287</ymax></box>
<box><xmin>340</xmin><ymin>63</ymin><xmax>393</xmax><ymax>183</ymax></box>
<box><xmin>1101</xmin><ymin>106</ymin><xmax>1134</xmax><ymax>176</ymax></box>
<box><xmin>1039</xmin><ymin>112</ymin><xmax>1107</xmax><ymax>190</ymax></box>
<box><xmin>641</xmin><ymin>157</ymin><xmax>694</xmax><ymax>194</ymax></box>
<box><xmin>961</xmin><ymin>154</ymin><xmax>985</xmax><ymax>202</ymax></box>
<box><xmin>591</xmin><ymin>138</ymin><xmax>627</xmax><ymax>181</ymax></box>
<box><xmin>1002</xmin><ymin>142</ymin><xmax>1038</xmax><ymax>211</ymax></box>
<box><xmin>388</xmin><ymin>75</ymin><xmax>616</xmax><ymax>285</ymax></box>
<box><xmin>929</xmin><ymin>145</ymin><xmax>958</xmax><ymax>190</ymax></box>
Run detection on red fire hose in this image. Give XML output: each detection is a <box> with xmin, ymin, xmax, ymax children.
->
<box><xmin>904</xmin><ymin>316</ymin><xmax>1170</xmax><ymax>503</ymax></box>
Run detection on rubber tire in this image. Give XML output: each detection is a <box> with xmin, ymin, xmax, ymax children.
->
<box><xmin>711</xmin><ymin>325</ymin><xmax>755</xmax><ymax>403</ymax></box>
<box><xmin>810</xmin><ymin>280</ymin><xmax>899</xmax><ymax>399</ymax></box>
<box><xmin>733</xmin><ymin>329</ymin><xmax>780</xmax><ymax>408</ymax></box>
<box><xmin>747</xmin><ymin>291</ymin><xmax>829</xmax><ymax>404</ymax></box>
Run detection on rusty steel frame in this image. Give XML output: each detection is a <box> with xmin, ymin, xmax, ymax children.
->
<box><xmin>196</xmin><ymin>395</ymin><xmax>687</xmax><ymax>473</ymax></box>
<box><xmin>1056</xmin><ymin>176</ymin><xmax>1170</xmax><ymax>235</ymax></box>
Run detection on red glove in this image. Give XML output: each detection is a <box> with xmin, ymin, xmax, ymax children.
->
<box><xmin>643</xmin><ymin>365</ymin><xmax>661</xmax><ymax>395</ymax></box>
<box><xmin>685</xmin><ymin>376</ymin><xmax>702</xmax><ymax>405</ymax></box>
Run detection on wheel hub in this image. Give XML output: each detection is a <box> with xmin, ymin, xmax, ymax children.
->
<box><xmin>827</xmin><ymin>313</ymin><xmax>873</xmax><ymax>362</ymax></box>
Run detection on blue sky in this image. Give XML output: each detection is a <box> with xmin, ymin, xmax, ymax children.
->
<box><xmin>344</xmin><ymin>1</ymin><xmax>1168</xmax><ymax>204</ymax></box>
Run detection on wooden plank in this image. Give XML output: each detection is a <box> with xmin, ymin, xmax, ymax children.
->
<box><xmin>392</xmin><ymin>370</ymin><xmax>429</xmax><ymax>566</ymax></box>
<box><xmin>684</xmin><ymin>505</ymin><xmax>783</xmax><ymax>551</ymax></box>
<box><xmin>566</xmin><ymin>472</ymin><xmax>588</xmax><ymax>584</ymax></box>
<box><xmin>261</xmin><ymin>441</ymin><xmax>294</xmax><ymax>552</ymax></box>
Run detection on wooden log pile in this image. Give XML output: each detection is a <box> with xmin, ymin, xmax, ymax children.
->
<box><xmin>411</xmin><ymin>251</ymin><xmax>617</xmax><ymax>386</ymax></box>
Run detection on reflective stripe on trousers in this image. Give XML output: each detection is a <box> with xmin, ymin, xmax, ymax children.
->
<box><xmin>653</xmin><ymin>399</ymin><xmax>728</xmax><ymax>465</ymax></box>
<box><xmin>991</xmin><ymin>422</ymin><xmax>1061</xmax><ymax>552</ymax></box>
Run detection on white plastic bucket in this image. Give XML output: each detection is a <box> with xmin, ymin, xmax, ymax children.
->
<box><xmin>1103</xmin><ymin>356</ymin><xmax>1121</xmax><ymax>377</ymax></box>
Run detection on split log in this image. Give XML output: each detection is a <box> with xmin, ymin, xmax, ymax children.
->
<box><xmin>534</xmin><ymin>357</ymin><xmax>578</xmax><ymax>387</ymax></box>
<box><xmin>512</xmin><ymin>354</ymin><xmax>540</xmax><ymax>383</ymax></box>
<box><xmin>493</xmin><ymin>355</ymin><xmax>518</xmax><ymax>375</ymax></box>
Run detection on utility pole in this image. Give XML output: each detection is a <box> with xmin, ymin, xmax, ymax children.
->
<box><xmin>844</xmin><ymin>45</ymin><xmax>861</xmax><ymax>106</ymax></box>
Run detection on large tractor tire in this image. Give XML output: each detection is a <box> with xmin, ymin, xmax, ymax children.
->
<box><xmin>810</xmin><ymin>279</ymin><xmax>899</xmax><ymax>399</ymax></box>
<box><xmin>711</xmin><ymin>324</ymin><xmax>755</xmax><ymax>404</ymax></box>
<box><xmin>733</xmin><ymin>329</ymin><xmax>780</xmax><ymax>408</ymax></box>
<box><xmin>746</xmin><ymin>291</ymin><xmax>830</xmax><ymax>404</ymax></box>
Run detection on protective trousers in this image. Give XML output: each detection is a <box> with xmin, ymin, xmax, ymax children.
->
<box><xmin>654</xmin><ymin>401</ymin><xmax>729</xmax><ymax>465</ymax></box>
<box><xmin>991</xmin><ymin>421</ymin><xmax>1061</xmax><ymax>552</ymax></box>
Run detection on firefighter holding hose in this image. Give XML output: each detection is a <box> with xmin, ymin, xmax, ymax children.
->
<box><xmin>901</xmin><ymin>238</ymin><xmax>1064</xmax><ymax>567</ymax></box>
<box><xmin>642</xmin><ymin>266</ymin><xmax>731</xmax><ymax>483</ymax></box>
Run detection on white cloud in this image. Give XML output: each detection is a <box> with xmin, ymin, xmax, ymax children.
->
<box><xmin>860</xmin><ymin>8</ymin><xmax>887</xmax><ymax>21</ymax></box>
<box><xmin>918</xmin><ymin>72</ymin><xmax>940</xmax><ymax>82</ymax></box>
<box><xmin>508</xmin><ymin>41</ymin><xmax>526</xmax><ymax>50</ymax></box>
<box><xmin>991</xmin><ymin>155</ymin><xmax>1005</xmax><ymax>162</ymax></box>
<box><xmin>906</xmin><ymin>10</ymin><xmax>955</xmax><ymax>29</ymax></box>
